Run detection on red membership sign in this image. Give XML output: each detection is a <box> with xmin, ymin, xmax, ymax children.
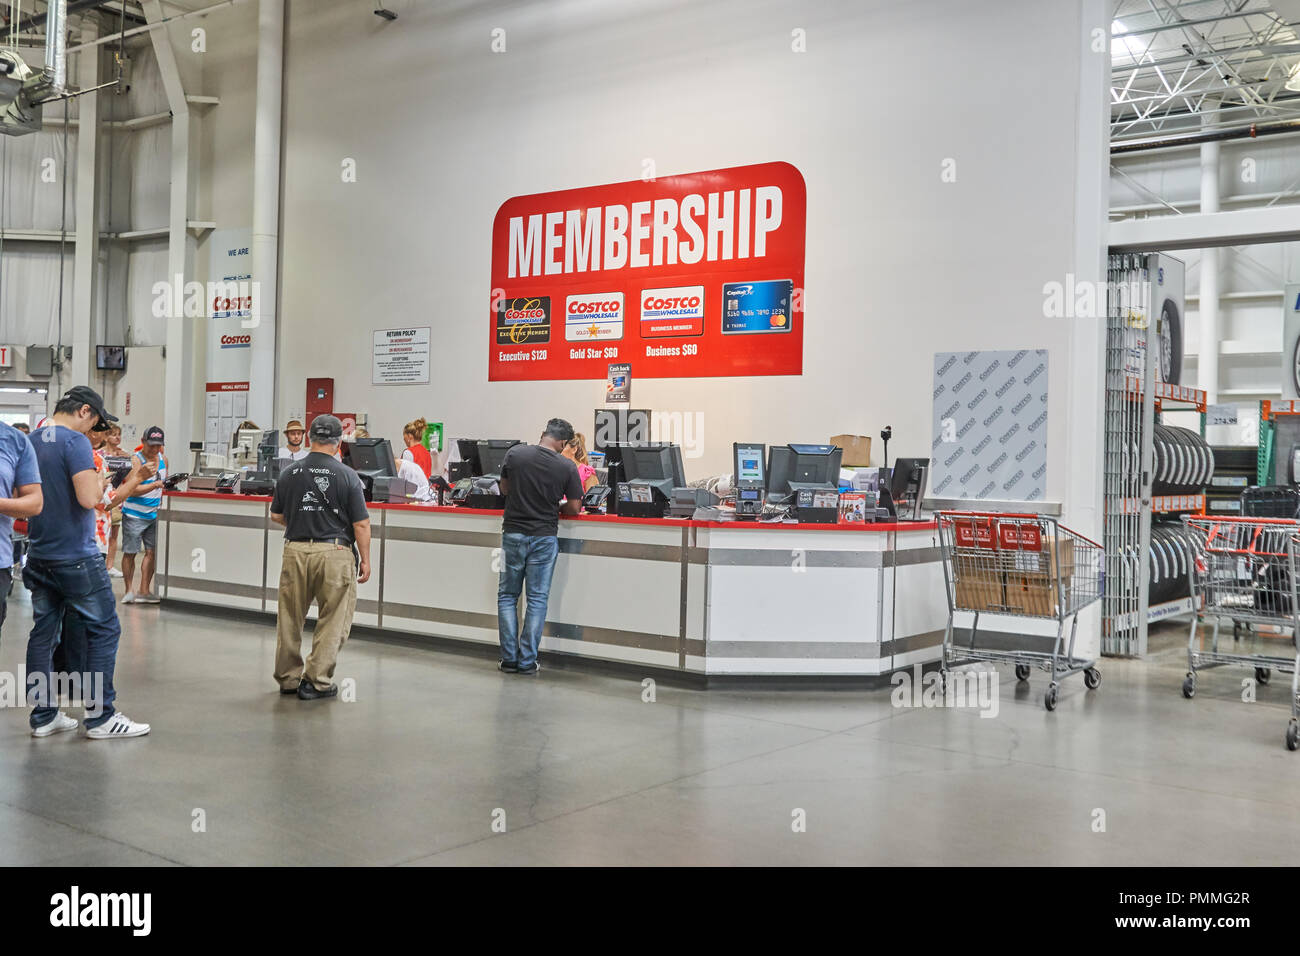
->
<box><xmin>489</xmin><ymin>161</ymin><xmax>806</xmax><ymax>382</ymax></box>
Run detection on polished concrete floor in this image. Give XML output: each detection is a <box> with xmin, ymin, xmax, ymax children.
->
<box><xmin>1</xmin><ymin>589</ymin><xmax>1299</xmax><ymax>866</ymax></box>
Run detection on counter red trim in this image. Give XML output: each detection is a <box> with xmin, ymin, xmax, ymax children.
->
<box><xmin>164</xmin><ymin>491</ymin><xmax>936</xmax><ymax>533</ymax></box>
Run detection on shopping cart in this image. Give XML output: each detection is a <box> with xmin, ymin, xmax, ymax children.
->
<box><xmin>1287</xmin><ymin>534</ymin><xmax>1300</xmax><ymax>751</ymax></box>
<box><xmin>1181</xmin><ymin>517</ymin><xmax>1297</xmax><ymax>716</ymax></box>
<box><xmin>938</xmin><ymin>512</ymin><xmax>1104</xmax><ymax>711</ymax></box>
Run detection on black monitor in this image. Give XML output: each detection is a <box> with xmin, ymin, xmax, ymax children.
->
<box><xmin>477</xmin><ymin>439</ymin><xmax>521</xmax><ymax>477</ymax></box>
<box><xmin>257</xmin><ymin>429</ymin><xmax>279</xmax><ymax>473</ymax></box>
<box><xmin>890</xmin><ymin>457</ymin><xmax>930</xmax><ymax>519</ymax></box>
<box><xmin>96</xmin><ymin>345</ymin><xmax>126</xmax><ymax>370</ymax></box>
<box><xmin>593</xmin><ymin>409</ymin><xmax>651</xmax><ymax>454</ymax></box>
<box><xmin>349</xmin><ymin>437</ymin><xmax>398</xmax><ymax>477</ymax></box>
<box><xmin>457</xmin><ymin>438</ymin><xmax>483</xmax><ymax>476</ymax></box>
<box><xmin>618</xmin><ymin>442</ymin><xmax>686</xmax><ymax>489</ymax></box>
<box><xmin>766</xmin><ymin>443</ymin><xmax>843</xmax><ymax>503</ymax></box>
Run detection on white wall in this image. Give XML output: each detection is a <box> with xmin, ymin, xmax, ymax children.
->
<box><xmin>265</xmin><ymin>0</ymin><xmax>1107</xmax><ymax>496</ymax></box>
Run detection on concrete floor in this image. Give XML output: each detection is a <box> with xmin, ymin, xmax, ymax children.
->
<box><xmin>1</xmin><ymin>591</ymin><xmax>1298</xmax><ymax>866</ymax></box>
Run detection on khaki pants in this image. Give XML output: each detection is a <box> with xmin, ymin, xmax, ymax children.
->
<box><xmin>275</xmin><ymin>541</ymin><xmax>357</xmax><ymax>691</ymax></box>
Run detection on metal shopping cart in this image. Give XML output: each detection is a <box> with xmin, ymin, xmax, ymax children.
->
<box><xmin>1287</xmin><ymin>534</ymin><xmax>1300</xmax><ymax>751</ymax></box>
<box><xmin>938</xmin><ymin>512</ymin><xmax>1104</xmax><ymax>711</ymax></box>
<box><xmin>1181</xmin><ymin>517</ymin><xmax>1297</xmax><ymax>719</ymax></box>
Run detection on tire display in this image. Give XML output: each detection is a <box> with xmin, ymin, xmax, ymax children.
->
<box><xmin>1151</xmin><ymin>425</ymin><xmax>1215</xmax><ymax>495</ymax></box>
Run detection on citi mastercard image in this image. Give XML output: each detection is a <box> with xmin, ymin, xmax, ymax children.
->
<box><xmin>721</xmin><ymin>279</ymin><xmax>794</xmax><ymax>334</ymax></box>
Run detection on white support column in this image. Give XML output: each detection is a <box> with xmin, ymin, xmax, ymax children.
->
<box><xmin>248</xmin><ymin>0</ymin><xmax>284</xmax><ymax>429</ymax></box>
<box><xmin>144</xmin><ymin>0</ymin><xmax>198</xmax><ymax>451</ymax></box>
<box><xmin>1066</xmin><ymin>0</ymin><xmax>1111</xmax><ymax>661</ymax></box>
<box><xmin>1198</xmin><ymin>105</ymin><xmax>1221</xmax><ymax>404</ymax></box>
<box><xmin>68</xmin><ymin>19</ymin><xmax>98</xmax><ymax>387</ymax></box>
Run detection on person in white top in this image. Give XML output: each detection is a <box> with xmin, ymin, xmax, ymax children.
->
<box><xmin>396</xmin><ymin>458</ymin><xmax>434</xmax><ymax>503</ymax></box>
<box><xmin>278</xmin><ymin>419</ymin><xmax>309</xmax><ymax>462</ymax></box>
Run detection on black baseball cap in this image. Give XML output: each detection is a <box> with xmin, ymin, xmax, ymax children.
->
<box><xmin>309</xmin><ymin>414</ymin><xmax>343</xmax><ymax>442</ymax></box>
<box><xmin>143</xmin><ymin>425</ymin><xmax>165</xmax><ymax>446</ymax></box>
<box><xmin>62</xmin><ymin>386</ymin><xmax>118</xmax><ymax>429</ymax></box>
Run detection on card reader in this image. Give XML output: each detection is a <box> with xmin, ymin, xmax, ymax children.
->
<box><xmin>732</xmin><ymin>442</ymin><xmax>767</xmax><ymax>519</ymax></box>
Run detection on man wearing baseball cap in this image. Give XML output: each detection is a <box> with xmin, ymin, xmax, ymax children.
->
<box><xmin>120</xmin><ymin>425</ymin><xmax>167</xmax><ymax>605</ymax></box>
<box><xmin>269</xmin><ymin>414</ymin><xmax>371</xmax><ymax>700</ymax></box>
<box><xmin>25</xmin><ymin>386</ymin><xmax>157</xmax><ymax>739</ymax></box>
<box><xmin>278</xmin><ymin>419</ymin><xmax>308</xmax><ymax>462</ymax></box>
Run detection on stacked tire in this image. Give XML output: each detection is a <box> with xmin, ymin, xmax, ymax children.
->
<box><xmin>1149</xmin><ymin>520</ymin><xmax>1197</xmax><ymax>605</ymax></box>
<box><xmin>1152</xmin><ymin>425</ymin><xmax>1215</xmax><ymax>495</ymax></box>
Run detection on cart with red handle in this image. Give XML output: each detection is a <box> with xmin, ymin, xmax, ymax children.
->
<box><xmin>937</xmin><ymin>512</ymin><xmax>1103</xmax><ymax>712</ymax></box>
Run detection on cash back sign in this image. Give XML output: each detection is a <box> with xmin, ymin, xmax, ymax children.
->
<box><xmin>489</xmin><ymin>162</ymin><xmax>806</xmax><ymax>382</ymax></box>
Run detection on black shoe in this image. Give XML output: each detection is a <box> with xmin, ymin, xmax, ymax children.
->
<box><xmin>279</xmin><ymin>685</ymin><xmax>300</xmax><ymax>696</ymax></box>
<box><xmin>297</xmin><ymin>680</ymin><xmax>338</xmax><ymax>700</ymax></box>
<box><xmin>516</xmin><ymin>662</ymin><xmax>540</xmax><ymax>676</ymax></box>
<box><xmin>498</xmin><ymin>660</ymin><xmax>518</xmax><ymax>673</ymax></box>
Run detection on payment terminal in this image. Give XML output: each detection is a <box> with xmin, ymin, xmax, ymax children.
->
<box><xmin>733</xmin><ymin>442</ymin><xmax>766</xmax><ymax>519</ymax></box>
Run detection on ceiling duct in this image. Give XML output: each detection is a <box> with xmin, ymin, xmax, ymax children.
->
<box><xmin>0</xmin><ymin>0</ymin><xmax>69</xmax><ymax>136</ymax></box>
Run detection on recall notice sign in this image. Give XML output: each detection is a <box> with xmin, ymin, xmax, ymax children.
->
<box><xmin>373</xmin><ymin>327</ymin><xmax>431</xmax><ymax>385</ymax></box>
<box><xmin>489</xmin><ymin>161</ymin><xmax>806</xmax><ymax>382</ymax></box>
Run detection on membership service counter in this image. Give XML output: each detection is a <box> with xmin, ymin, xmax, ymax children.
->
<box><xmin>156</xmin><ymin>491</ymin><xmax>948</xmax><ymax>679</ymax></box>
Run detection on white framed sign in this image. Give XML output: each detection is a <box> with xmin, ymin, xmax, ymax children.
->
<box><xmin>373</xmin><ymin>328</ymin><xmax>431</xmax><ymax>385</ymax></box>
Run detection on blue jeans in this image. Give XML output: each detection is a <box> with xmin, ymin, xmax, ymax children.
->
<box><xmin>497</xmin><ymin>533</ymin><xmax>559</xmax><ymax>670</ymax></box>
<box><xmin>24</xmin><ymin>556</ymin><xmax>120</xmax><ymax>729</ymax></box>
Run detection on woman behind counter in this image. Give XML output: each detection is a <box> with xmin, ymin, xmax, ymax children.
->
<box><xmin>562</xmin><ymin>432</ymin><xmax>599</xmax><ymax>493</ymax></box>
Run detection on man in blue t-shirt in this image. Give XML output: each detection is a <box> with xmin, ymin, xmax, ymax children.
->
<box><xmin>25</xmin><ymin>386</ymin><xmax>157</xmax><ymax>740</ymax></box>
<box><xmin>0</xmin><ymin>422</ymin><xmax>44</xmax><ymax>644</ymax></box>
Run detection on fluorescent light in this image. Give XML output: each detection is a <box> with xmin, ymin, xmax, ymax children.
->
<box><xmin>1287</xmin><ymin>63</ymin><xmax>1300</xmax><ymax>93</ymax></box>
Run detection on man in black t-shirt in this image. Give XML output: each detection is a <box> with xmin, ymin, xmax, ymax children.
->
<box><xmin>270</xmin><ymin>414</ymin><xmax>371</xmax><ymax>700</ymax></box>
<box><xmin>497</xmin><ymin>418</ymin><xmax>583</xmax><ymax>675</ymax></box>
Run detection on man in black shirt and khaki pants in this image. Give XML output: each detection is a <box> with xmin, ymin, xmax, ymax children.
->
<box><xmin>270</xmin><ymin>414</ymin><xmax>372</xmax><ymax>700</ymax></box>
<box><xmin>497</xmin><ymin>418</ymin><xmax>584</xmax><ymax>676</ymax></box>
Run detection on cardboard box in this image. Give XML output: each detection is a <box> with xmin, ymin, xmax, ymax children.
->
<box><xmin>953</xmin><ymin>569</ymin><xmax>1005</xmax><ymax>611</ymax></box>
<box><xmin>1003</xmin><ymin>537</ymin><xmax>1075</xmax><ymax>615</ymax></box>
<box><xmin>831</xmin><ymin>434</ymin><xmax>872</xmax><ymax>467</ymax></box>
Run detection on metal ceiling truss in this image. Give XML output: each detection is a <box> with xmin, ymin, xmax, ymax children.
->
<box><xmin>1110</xmin><ymin>0</ymin><xmax>1300</xmax><ymax>143</ymax></box>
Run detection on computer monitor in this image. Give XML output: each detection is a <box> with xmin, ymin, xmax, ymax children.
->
<box><xmin>889</xmin><ymin>457</ymin><xmax>930</xmax><ymax>519</ymax></box>
<box><xmin>766</xmin><ymin>443</ymin><xmax>843</xmax><ymax>503</ymax></box>
<box><xmin>96</xmin><ymin>345</ymin><xmax>126</xmax><ymax>370</ymax></box>
<box><xmin>733</xmin><ymin>443</ymin><xmax>766</xmax><ymax>486</ymax></box>
<box><xmin>257</xmin><ymin>429</ymin><xmax>279</xmax><ymax>473</ymax></box>
<box><xmin>593</xmin><ymin>409</ymin><xmax>651</xmax><ymax>454</ymax></box>
<box><xmin>476</xmin><ymin>439</ymin><xmax>521</xmax><ymax>477</ymax></box>
<box><xmin>349</xmin><ymin>437</ymin><xmax>398</xmax><ymax>477</ymax></box>
<box><xmin>617</xmin><ymin>443</ymin><xmax>687</xmax><ymax>488</ymax></box>
<box><xmin>457</xmin><ymin>438</ymin><xmax>484</xmax><ymax>476</ymax></box>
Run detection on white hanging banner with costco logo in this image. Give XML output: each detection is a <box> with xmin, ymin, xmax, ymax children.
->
<box><xmin>372</xmin><ymin>328</ymin><xmax>431</xmax><ymax>385</ymax></box>
<box><xmin>931</xmin><ymin>349</ymin><xmax>1049</xmax><ymax>502</ymax></box>
<box><xmin>207</xmin><ymin>228</ymin><xmax>254</xmax><ymax>386</ymax></box>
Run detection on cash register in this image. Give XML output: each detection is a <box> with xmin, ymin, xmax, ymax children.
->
<box><xmin>349</xmin><ymin>437</ymin><xmax>415</xmax><ymax>503</ymax></box>
<box><xmin>449</xmin><ymin>439</ymin><xmax>520</xmax><ymax>509</ymax></box>
<box><xmin>766</xmin><ymin>443</ymin><xmax>843</xmax><ymax>524</ymax></box>
<box><xmin>609</xmin><ymin>442</ymin><xmax>686</xmax><ymax>519</ymax></box>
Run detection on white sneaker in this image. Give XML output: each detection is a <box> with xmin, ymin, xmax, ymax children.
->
<box><xmin>121</xmin><ymin>592</ymin><xmax>136</xmax><ymax>604</ymax></box>
<box><xmin>85</xmin><ymin>713</ymin><xmax>151</xmax><ymax>739</ymax></box>
<box><xmin>107</xmin><ymin>568</ymin><xmax>123</xmax><ymax>578</ymax></box>
<box><xmin>32</xmin><ymin>712</ymin><xmax>79</xmax><ymax>738</ymax></box>
<box><xmin>137</xmin><ymin>592</ymin><xmax>161</xmax><ymax>604</ymax></box>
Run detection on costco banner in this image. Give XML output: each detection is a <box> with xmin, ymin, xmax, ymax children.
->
<box><xmin>489</xmin><ymin>162</ymin><xmax>806</xmax><ymax>381</ymax></box>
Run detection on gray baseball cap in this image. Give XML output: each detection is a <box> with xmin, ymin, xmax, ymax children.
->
<box><xmin>309</xmin><ymin>414</ymin><xmax>343</xmax><ymax>442</ymax></box>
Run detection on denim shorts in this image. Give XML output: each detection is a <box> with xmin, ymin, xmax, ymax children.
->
<box><xmin>121</xmin><ymin>514</ymin><xmax>158</xmax><ymax>554</ymax></box>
